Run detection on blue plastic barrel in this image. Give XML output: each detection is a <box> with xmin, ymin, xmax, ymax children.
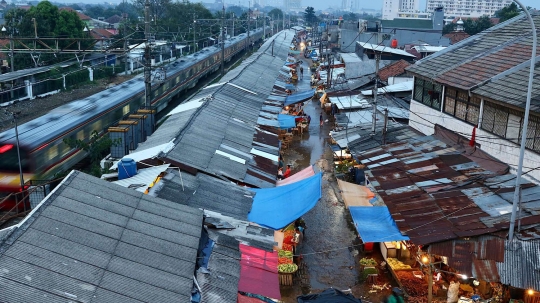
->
<box><xmin>118</xmin><ymin>158</ymin><xmax>137</xmax><ymax>180</ymax></box>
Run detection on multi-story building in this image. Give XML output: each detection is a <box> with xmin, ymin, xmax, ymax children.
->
<box><xmin>406</xmin><ymin>12</ymin><xmax>540</xmax><ymax>182</ymax></box>
<box><xmin>426</xmin><ymin>0</ymin><xmax>513</xmax><ymax>18</ymax></box>
<box><xmin>283</xmin><ymin>0</ymin><xmax>301</xmax><ymax>11</ymax></box>
<box><xmin>382</xmin><ymin>0</ymin><xmax>420</xmax><ymax>20</ymax></box>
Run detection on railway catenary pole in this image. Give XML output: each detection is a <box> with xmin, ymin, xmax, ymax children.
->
<box><xmin>221</xmin><ymin>4</ymin><xmax>225</xmax><ymax>77</ymax></box>
<box><xmin>144</xmin><ymin>0</ymin><xmax>152</xmax><ymax>107</ymax></box>
<box><xmin>11</xmin><ymin>112</ymin><xmax>25</xmax><ymax>194</ymax></box>
<box><xmin>247</xmin><ymin>1</ymin><xmax>251</xmax><ymax>47</ymax></box>
<box><xmin>123</xmin><ymin>0</ymin><xmax>128</xmax><ymax>76</ymax></box>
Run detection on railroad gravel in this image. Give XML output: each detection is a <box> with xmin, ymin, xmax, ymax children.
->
<box><xmin>0</xmin><ymin>75</ymin><xmax>133</xmax><ymax>133</ymax></box>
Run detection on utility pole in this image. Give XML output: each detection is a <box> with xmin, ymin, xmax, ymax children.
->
<box><xmin>123</xmin><ymin>0</ymin><xmax>128</xmax><ymax>75</ymax></box>
<box><xmin>247</xmin><ymin>1</ymin><xmax>251</xmax><ymax>47</ymax></box>
<box><xmin>232</xmin><ymin>13</ymin><xmax>235</xmax><ymax>37</ymax></box>
<box><xmin>193</xmin><ymin>16</ymin><xmax>197</xmax><ymax>53</ymax></box>
<box><xmin>10</xmin><ymin>111</ymin><xmax>25</xmax><ymax>194</ymax></box>
<box><xmin>144</xmin><ymin>0</ymin><xmax>151</xmax><ymax>107</ymax></box>
<box><xmin>263</xmin><ymin>14</ymin><xmax>266</xmax><ymax>38</ymax></box>
<box><xmin>221</xmin><ymin>4</ymin><xmax>225</xmax><ymax>77</ymax></box>
<box><xmin>371</xmin><ymin>27</ymin><xmax>381</xmax><ymax>135</ymax></box>
<box><xmin>382</xmin><ymin>108</ymin><xmax>388</xmax><ymax>145</ymax></box>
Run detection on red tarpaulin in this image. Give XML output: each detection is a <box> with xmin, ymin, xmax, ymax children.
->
<box><xmin>238</xmin><ymin>244</ymin><xmax>281</xmax><ymax>300</ymax></box>
<box><xmin>237</xmin><ymin>294</ymin><xmax>266</xmax><ymax>303</ymax></box>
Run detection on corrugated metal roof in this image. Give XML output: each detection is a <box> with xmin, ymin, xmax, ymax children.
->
<box><xmin>497</xmin><ymin>239</ymin><xmax>540</xmax><ymax>290</ymax></box>
<box><xmin>0</xmin><ymin>170</ymin><xmax>203</xmax><ymax>303</ymax></box>
<box><xmin>155</xmin><ymin>170</ymin><xmax>255</xmax><ymax>222</ymax></box>
<box><xmin>113</xmin><ymin>164</ymin><xmax>170</xmax><ymax>192</ymax></box>
<box><xmin>357</xmin><ymin>42</ymin><xmax>416</xmax><ymax>57</ymax></box>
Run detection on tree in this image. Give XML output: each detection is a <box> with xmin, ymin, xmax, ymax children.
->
<box><xmin>442</xmin><ymin>22</ymin><xmax>455</xmax><ymax>35</ymax></box>
<box><xmin>495</xmin><ymin>2</ymin><xmax>520</xmax><ymax>23</ymax></box>
<box><xmin>268</xmin><ymin>8</ymin><xmax>283</xmax><ymax>19</ymax></box>
<box><xmin>63</xmin><ymin>131</ymin><xmax>121</xmax><ymax>177</ymax></box>
<box><xmin>462</xmin><ymin>16</ymin><xmax>493</xmax><ymax>36</ymax></box>
<box><xmin>304</xmin><ymin>6</ymin><xmax>317</xmax><ymax>26</ymax></box>
<box><xmin>343</xmin><ymin>12</ymin><xmax>357</xmax><ymax>21</ymax></box>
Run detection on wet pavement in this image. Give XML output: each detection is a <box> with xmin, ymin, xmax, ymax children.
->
<box><xmin>279</xmin><ymin>65</ymin><xmax>397</xmax><ymax>302</ymax></box>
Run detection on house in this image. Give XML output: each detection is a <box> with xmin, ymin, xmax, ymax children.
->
<box><xmin>405</xmin><ymin>11</ymin><xmax>540</xmax><ymax>182</ymax></box>
<box><xmin>377</xmin><ymin>59</ymin><xmax>411</xmax><ymax>85</ymax></box>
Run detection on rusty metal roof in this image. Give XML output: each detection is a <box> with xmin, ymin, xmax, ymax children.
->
<box><xmin>497</xmin><ymin>240</ymin><xmax>540</xmax><ymax>291</ymax></box>
<box><xmin>354</xmin><ymin>125</ymin><xmax>540</xmax><ymax>249</ymax></box>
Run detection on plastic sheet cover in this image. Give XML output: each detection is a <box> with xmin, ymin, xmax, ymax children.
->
<box><xmin>349</xmin><ymin>206</ymin><xmax>410</xmax><ymax>243</ymax></box>
<box><xmin>278</xmin><ymin>114</ymin><xmax>297</xmax><ymax>129</ymax></box>
<box><xmin>284</xmin><ymin>89</ymin><xmax>316</xmax><ymax>106</ymax></box>
<box><xmin>248</xmin><ymin>173</ymin><xmax>322</xmax><ymax>230</ymax></box>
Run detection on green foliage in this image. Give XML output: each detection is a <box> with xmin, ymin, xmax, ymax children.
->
<box><xmin>63</xmin><ymin>130</ymin><xmax>121</xmax><ymax>177</ymax></box>
<box><xmin>462</xmin><ymin>16</ymin><xmax>493</xmax><ymax>36</ymax></box>
<box><xmin>268</xmin><ymin>8</ymin><xmax>283</xmax><ymax>19</ymax></box>
<box><xmin>359</xmin><ymin>257</ymin><xmax>378</xmax><ymax>266</ymax></box>
<box><xmin>495</xmin><ymin>2</ymin><xmax>520</xmax><ymax>23</ymax></box>
<box><xmin>442</xmin><ymin>22</ymin><xmax>455</xmax><ymax>35</ymax></box>
<box><xmin>304</xmin><ymin>6</ymin><xmax>317</xmax><ymax>26</ymax></box>
<box><xmin>335</xmin><ymin>159</ymin><xmax>358</xmax><ymax>174</ymax></box>
<box><xmin>343</xmin><ymin>12</ymin><xmax>358</xmax><ymax>21</ymax></box>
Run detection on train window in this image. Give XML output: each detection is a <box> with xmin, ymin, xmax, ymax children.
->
<box><xmin>77</xmin><ymin>130</ymin><xmax>85</xmax><ymax>140</ymax></box>
<box><xmin>123</xmin><ymin>105</ymin><xmax>130</xmax><ymax>115</ymax></box>
<box><xmin>93</xmin><ymin>120</ymin><xmax>102</xmax><ymax>132</ymax></box>
<box><xmin>48</xmin><ymin>145</ymin><xmax>59</xmax><ymax>160</ymax></box>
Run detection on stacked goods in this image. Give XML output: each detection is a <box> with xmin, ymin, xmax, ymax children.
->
<box><xmin>282</xmin><ymin>244</ymin><xmax>294</xmax><ymax>251</ymax></box>
<box><xmin>395</xmin><ymin>271</ymin><xmax>428</xmax><ymax>297</ymax></box>
<box><xmin>387</xmin><ymin>258</ymin><xmax>412</xmax><ymax>270</ymax></box>
<box><xmin>278</xmin><ymin>250</ymin><xmax>294</xmax><ymax>265</ymax></box>
<box><xmin>278</xmin><ymin>263</ymin><xmax>298</xmax><ymax>273</ymax></box>
<box><xmin>278</xmin><ymin>250</ymin><xmax>293</xmax><ymax>258</ymax></box>
<box><xmin>359</xmin><ymin>257</ymin><xmax>378</xmax><ymax>267</ymax></box>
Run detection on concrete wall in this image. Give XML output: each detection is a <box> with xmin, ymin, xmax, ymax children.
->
<box><xmin>409</xmin><ymin>100</ymin><xmax>540</xmax><ymax>182</ymax></box>
<box><xmin>340</xmin><ymin>29</ymin><xmax>360</xmax><ymax>53</ymax></box>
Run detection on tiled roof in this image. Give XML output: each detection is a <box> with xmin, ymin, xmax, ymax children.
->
<box><xmin>378</xmin><ymin>59</ymin><xmax>411</xmax><ymax>82</ymax></box>
<box><xmin>91</xmin><ymin>28</ymin><xmax>115</xmax><ymax>39</ymax></box>
<box><xmin>0</xmin><ymin>171</ymin><xmax>204</xmax><ymax>303</ymax></box>
<box><xmin>105</xmin><ymin>15</ymin><xmax>122</xmax><ymax>24</ymax></box>
<box><xmin>406</xmin><ymin>12</ymin><xmax>540</xmax><ymax>92</ymax></box>
<box><xmin>60</xmin><ymin>7</ymin><xmax>92</xmax><ymax>20</ymax></box>
<box><xmin>382</xmin><ymin>19</ymin><xmax>434</xmax><ymax>30</ymax></box>
<box><xmin>443</xmin><ymin>31</ymin><xmax>471</xmax><ymax>44</ymax></box>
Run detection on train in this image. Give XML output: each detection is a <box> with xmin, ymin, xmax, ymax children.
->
<box><xmin>0</xmin><ymin>27</ymin><xmax>268</xmax><ymax>201</ymax></box>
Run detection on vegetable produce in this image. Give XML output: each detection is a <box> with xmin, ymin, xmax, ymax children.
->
<box><xmin>387</xmin><ymin>258</ymin><xmax>412</xmax><ymax>270</ymax></box>
<box><xmin>278</xmin><ymin>250</ymin><xmax>293</xmax><ymax>258</ymax></box>
<box><xmin>282</xmin><ymin>244</ymin><xmax>293</xmax><ymax>251</ymax></box>
<box><xmin>396</xmin><ymin>271</ymin><xmax>428</xmax><ymax>297</ymax></box>
<box><xmin>278</xmin><ymin>263</ymin><xmax>298</xmax><ymax>273</ymax></box>
<box><xmin>278</xmin><ymin>257</ymin><xmax>293</xmax><ymax>265</ymax></box>
<box><xmin>359</xmin><ymin>257</ymin><xmax>377</xmax><ymax>266</ymax></box>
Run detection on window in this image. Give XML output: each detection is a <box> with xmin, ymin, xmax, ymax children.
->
<box><xmin>443</xmin><ymin>88</ymin><xmax>480</xmax><ymax>125</ymax></box>
<box><xmin>413</xmin><ymin>78</ymin><xmax>442</xmax><ymax>110</ymax></box>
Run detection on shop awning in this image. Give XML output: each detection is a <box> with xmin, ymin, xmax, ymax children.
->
<box><xmin>274</xmin><ymin>80</ymin><xmax>295</xmax><ymax>91</ymax></box>
<box><xmin>284</xmin><ymin>89</ymin><xmax>315</xmax><ymax>106</ymax></box>
<box><xmin>278</xmin><ymin>114</ymin><xmax>297</xmax><ymax>129</ymax></box>
<box><xmin>277</xmin><ymin>165</ymin><xmax>315</xmax><ymax>186</ymax></box>
<box><xmin>337</xmin><ymin>179</ymin><xmax>374</xmax><ymax>208</ymax></box>
<box><xmin>238</xmin><ymin>244</ymin><xmax>281</xmax><ymax>299</ymax></box>
<box><xmin>248</xmin><ymin>173</ymin><xmax>322</xmax><ymax>230</ymax></box>
<box><xmin>349</xmin><ymin>206</ymin><xmax>409</xmax><ymax>243</ymax></box>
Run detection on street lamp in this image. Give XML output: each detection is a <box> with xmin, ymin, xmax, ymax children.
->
<box><xmin>509</xmin><ymin>0</ymin><xmax>537</xmax><ymax>242</ymax></box>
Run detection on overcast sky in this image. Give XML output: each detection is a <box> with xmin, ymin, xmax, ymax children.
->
<box><xmin>309</xmin><ymin>0</ymin><xmax>539</xmax><ymax>11</ymax></box>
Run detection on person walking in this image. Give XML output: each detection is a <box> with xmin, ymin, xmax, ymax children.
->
<box><xmin>300</xmin><ymin>66</ymin><xmax>304</xmax><ymax>80</ymax></box>
<box><xmin>385</xmin><ymin>288</ymin><xmax>405</xmax><ymax>303</ymax></box>
<box><xmin>319</xmin><ymin>113</ymin><xmax>323</xmax><ymax>127</ymax></box>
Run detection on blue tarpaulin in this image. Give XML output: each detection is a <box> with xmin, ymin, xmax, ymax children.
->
<box><xmin>278</xmin><ymin>114</ymin><xmax>296</xmax><ymax>129</ymax></box>
<box><xmin>248</xmin><ymin>173</ymin><xmax>322</xmax><ymax>230</ymax></box>
<box><xmin>284</xmin><ymin>89</ymin><xmax>315</xmax><ymax>106</ymax></box>
<box><xmin>349</xmin><ymin>206</ymin><xmax>409</xmax><ymax>243</ymax></box>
